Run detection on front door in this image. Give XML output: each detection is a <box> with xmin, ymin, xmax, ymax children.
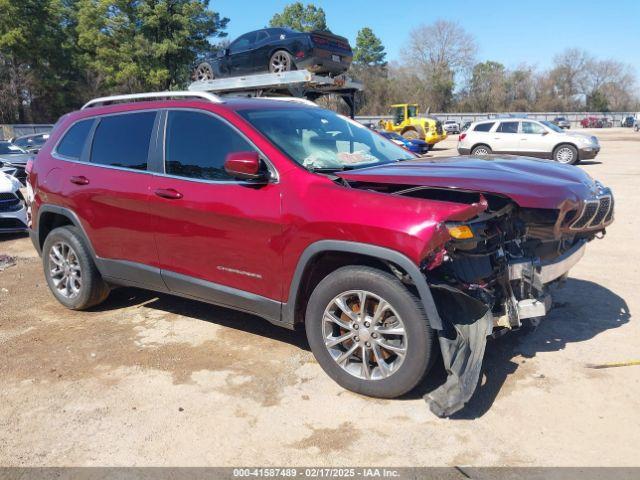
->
<box><xmin>491</xmin><ymin>121</ymin><xmax>520</xmax><ymax>153</ymax></box>
<box><xmin>149</xmin><ymin>109</ymin><xmax>283</xmax><ymax>305</ymax></box>
<box><xmin>227</xmin><ymin>32</ymin><xmax>258</xmax><ymax>74</ymax></box>
<box><xmin>519</xmin><ymin>121</ymin><xmax>553</xmax><ymax>157</ymax></box>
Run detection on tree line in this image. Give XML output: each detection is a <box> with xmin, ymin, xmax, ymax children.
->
<box><xmin>1</xmin><ymin>1</ymin><xmax>637</xmax><ymax>124</ymax></box>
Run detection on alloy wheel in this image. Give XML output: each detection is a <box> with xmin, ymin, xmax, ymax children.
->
<box><xmin>270</xmin><ymin>53</ymin><xmax>290</xmax><ymax>73</ymax></box>
<box><xmin>322</xmin><ymin>290</ymin><xmax>407</xmax><ymax>380</ymax></box>
<box><xmin>556</xmin><ymin>147</ymin><xmax>575</xmax><ymax>163</ymax></box>
<box><xmin>195</xmin><ymin>63</ymin><xmax>214</xmax><ymax>81</ymax></box>
<box><xmin>473</xmin><ymin>147</ymin><xmax>489</xmax><ymax>155</ymax></box>
<box><xmin>48</xmin><ymin>241</ymin><xmax>82</xmax><ymax>299</ymax></box>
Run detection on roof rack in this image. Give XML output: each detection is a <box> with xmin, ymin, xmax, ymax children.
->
<box><xmin>81</xmin><ymin>91</ymin><xmax>223</xmax><ymax>110</ymax></box>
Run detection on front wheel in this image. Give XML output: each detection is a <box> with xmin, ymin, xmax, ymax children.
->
<box><xmin>553</xmin><ymin>144</ymin><xmax>578</xmax><ymax>165</ymax></box>
<box><xmin>305</xmin><ymin>266</ymin><xmax>435</xmax><ymax>398</ymax></box>
<box><xmin>193</xmin><ymin>62</ymin><xmax>215</xmax><ymax>81</ymax></box>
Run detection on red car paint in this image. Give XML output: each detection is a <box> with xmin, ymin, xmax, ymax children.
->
<box><xmin>29</xmin><ymin>98</ymin><xmax>599</xmax><ymax>305</ymax></box>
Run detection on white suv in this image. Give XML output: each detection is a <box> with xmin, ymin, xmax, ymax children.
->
<box><xmin>457</xmin><ymin>118</ymin><xmax>600</xmax><ymax>165</ymax></box>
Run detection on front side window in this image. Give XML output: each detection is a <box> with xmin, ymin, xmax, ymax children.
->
<box><xmin>165</xmin><ymin>110</ymin><xmax>256</xmax><ymax>181</ymax></box>
<box><xmin>473</xmin><ymin>122</ymin><xmax>495</xmax><ymax>132</ymax></box>
<box><xmin>522</xmin><ymin>122</ymin><xmax>546</xmax><ymax>134</ymax></box>
<box><xmin>407</xmin><ymin>105</ymin><xmax>418</xmax><ymax>118</ymax></box>
<box><xmin>238</xmin><ymin>107</ymin><xmax>414</xmax><ymax>171</ymax></box>
<box><xmin>57</xmin><ymin>119</ymin><xmax>94</xmax><ymax>160</ymax></box>
<box><xmin>90</xmin><ymin>112</ymin><xmax>156</xmax><ymax>170</ymax></box>
<box><xmin>230</xmin><ymin>32</ymin><xmax>256</xmax><ymax>53</ymax></box>
<box><xmin>497</xmin><ymin>121</ymin><xmax>519</xmax><ymax>133</ymax></box>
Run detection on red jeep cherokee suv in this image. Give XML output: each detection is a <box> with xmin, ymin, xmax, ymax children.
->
<box><xmin>28</xmin><ymin>92</ymin><xmax>614</xmax><ymax>416</ymax></box>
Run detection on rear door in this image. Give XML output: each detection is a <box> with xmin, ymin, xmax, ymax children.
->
<box><xmin>491</xmin><ymin>121</ymin><xmax>520</xmax><ymax>153</ymax></box>
<box><xmin>53</xmin><ymin>110</ymin><xmax>162</xmax><ymax>286</ymax></box>
<box><xmin>148</xmin><ymin>109</ymin><xmax>283</xmax><ymax>304</ymax></box>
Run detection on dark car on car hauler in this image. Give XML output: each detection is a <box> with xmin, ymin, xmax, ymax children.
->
<box><xmin>28</xmin><ymin>92</ymin><xmax>614</xmax><ymax>417</ymax></box>
<box><xmin>193</xmin><ymin>28</ymin><xmax>352</xmax><ymax>81</ymax></box>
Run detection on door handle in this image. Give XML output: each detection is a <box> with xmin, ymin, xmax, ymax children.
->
<box><xmin>154</xmin><ymin>188</ymin><xmax>183</xmax><ymax>200</ymax></box>
<box><xmin>70</xmin><ymin>175</ymin><xmax>89</xmax><ymax>185</ymax></box>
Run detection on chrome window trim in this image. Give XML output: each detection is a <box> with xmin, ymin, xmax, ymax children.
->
<box><xmin>51</xmin><ymin>106</ymin><xmax>280</xmax><ymax>186</ymax></box>
<box><xmin>160</xmin><ymin>107</ymin><xmax>280</xmax><ymax>185</ymax></box>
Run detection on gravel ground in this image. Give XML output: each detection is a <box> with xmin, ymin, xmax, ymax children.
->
<box><xmin>0</xmin><ymin>128</ymin><xmax>639</xmax><ymax>467</ymax></box>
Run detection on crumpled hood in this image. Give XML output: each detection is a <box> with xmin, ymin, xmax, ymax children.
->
<box><xmin>337</xmin><ymin>155</ymin><xmax>599</xmax><ymax>209</ymax></box>
<box><xmin>0</xmin><ymin>172</ymin><xmax>21</xmax><ymax>193</ymax></box>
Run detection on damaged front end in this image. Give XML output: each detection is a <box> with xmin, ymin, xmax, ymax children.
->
<box><xmin>401</xmin><ymin>184</ymin><xmax>613</xmax><ymax>416</ymax></box>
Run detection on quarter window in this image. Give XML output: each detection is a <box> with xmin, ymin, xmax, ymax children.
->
<box><xmin>90</xmin><ymin>112</ymin><xmax>156</xmax><ymax>170</ymax></box>
<box><xmin>57</xmin><ymin>119</ymin><xmax>94</xmax><ymax>160</ymax></box>
<box><xmin>164</xmin><ymin>111</ymin><xmax>257</xmax><ymax>181</ymax></box>
<box><xmin>473</xmin><ymin>122</ymin><xmax>495</xmax><ymax>132</ymax></box>
<box><xmin>497</xmin><ymin>121</ymin><xmax>519</xmax><ymax>133</ymax></box>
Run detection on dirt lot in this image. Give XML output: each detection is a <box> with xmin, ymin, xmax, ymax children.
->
<box><xmin>1</xmin><ymin>128</ymin><xmax>639</xmax><ymax>467</ymax></box>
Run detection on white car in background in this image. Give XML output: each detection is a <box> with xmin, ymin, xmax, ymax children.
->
<box><xmin>443</xmin><ymin>120</ymin><xmax>460</xmax><ymax>134</ymax></box>
<box><xmin>0</xmin><ymin>170</ymin><xmax>28</xmax><ymax>233</ymax></box>
<box><xmin>457</xmin><ymin>118</ymin><xmax>600</xmax><ymax>165</ymax></box>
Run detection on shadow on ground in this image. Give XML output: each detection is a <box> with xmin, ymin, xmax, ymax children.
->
<box><xmin>94</xmin><ymin>286</ymin><xmax>310</xmax><ymax>351</ymax></box>
<box><xmin>409</xmin><ymin>278</ymin><xmax>630</xmax><ymax>418</ymax></box>
<box><xmin>94</xmin><ymin>277</ymin><xmax>629</xmax><ymax>418</ymax></box>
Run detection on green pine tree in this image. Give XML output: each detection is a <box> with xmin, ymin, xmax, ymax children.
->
<box><xmin>269</xmin><ymin>2</ymin><xmax>328</xmax><ymax>32</ymax></box>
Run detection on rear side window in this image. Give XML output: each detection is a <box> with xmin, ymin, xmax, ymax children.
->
<box><xmin>497</xmin><ymin>121</ymin><xmax>519</xmax><ymax>133</ymax></box>
<box><xmin>57</xmin><ymin>119</ymin><xmax>94</xmax><ymax>160</ymax></box>
<box><xmin>90</xmin><ymin>112</ymin><xmax>156</xmax><ymax>170</ymax></box>
<box><xmin>165</xmin><ymin>110</ymin><xmax>256</xmax><ymax>181</ymax></box>
<box><xmin>473</xmin><ymin>122</ymin><xmax>494</xmax><ymax>132</ymax></box>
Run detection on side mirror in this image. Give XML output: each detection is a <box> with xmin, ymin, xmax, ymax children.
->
<box><xmin>216</xmin><ymin>48</ymin><xmax>228</xmax><ymax>58</ymax></box>
<box><xmin>541</xmin><ymin>130</ymin><xmax>549</xmax><ymax>136</ymax></box>
<box><xmin>224</xmin><ymin>151</ymin><xmax>267</xmax><ymax>181</ymax></box>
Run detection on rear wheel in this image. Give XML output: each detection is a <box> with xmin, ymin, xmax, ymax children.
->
<box><xmin>193</xmin><ymin>62</ymin><xmax>215</xmax><ymax>81</ymax></box>
<box><xmin>269</xmin><ymin>50</ymin><xmax>295</xmax><ymax>73</ymax></box>
<box><xmin>42</xmin><ymin>226</ymin><xmax>110</xmax><ymax>310</ymax></box>
<box><xmin>553</xmin><ymin>144</ymin><xmax>578</xmax><ymax>165</ymax></box>
<box><xmin>305</xmin><ymin>266</ymin><xmax>435</xmax><ymax>398</ymax></box>
<box><xmin>471</xmin><ymin>144</ymin><xmax>492</xmax><ymax>155</ymax></box>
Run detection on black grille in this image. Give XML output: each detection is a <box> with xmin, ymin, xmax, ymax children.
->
<box><xmin>0</xmin><ymin>193</ymin><xmax>20</xmax><ymax>212</ymax></box>
<box><xmin>0</xmin><ymin>218</ymin><xmax>26</xmax><ymax>230</ymax></box>
<box><xmin>605</xmin><ymin>197</ymin><xmax>614</xmax><ymax>222</ymax></box>
<box><xmin>570</xmin><ymin>195</ymin><xmax>614</xmax><ymax>230</ymax></box>
<box><xmin>571</xmin><ymin>201</ymin><xmax>598</xmax><ymax>229</ymax></box>
<box><xmin>0</xmin><ymin>192</ymin><xmax>16</xmax><ymax>201</ymax></box>
<box><xmin>588</xmin><ymin>196</ymin><xmax>611</xmax><ymax>227</ymax></box>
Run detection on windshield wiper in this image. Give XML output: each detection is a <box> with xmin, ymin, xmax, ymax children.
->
<box><xmin>307</xmin><ymin>166</ymin><xmax>347</xmax><ymax>173</ymax></box>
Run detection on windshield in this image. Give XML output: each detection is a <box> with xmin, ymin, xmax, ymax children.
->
<box><xmin>541</xmin><ymin>121</ymin><xmax>564</xmax><ymax>133</ymax></box>
<box><xmin>0</xmin><ymin>142</ymin><xmax>27</xmax><ymax>155</ymax></box>
<box><xmin>238</xmin><ymin>107</ymin><xmax>414</xmax><ymax>171</ymax></box>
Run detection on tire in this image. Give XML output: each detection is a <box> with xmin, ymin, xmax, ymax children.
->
<box><xmin>553</xmin><ymin>144</ymin><xmax>578</xmax><ymax>165</ymax></box>
<box><xmin>42</xmin><ymin>226</ymin><xmax>110</xmax><ymax>310</ymax></box>
<box><xmin>269</xmin><ymin>50</ymin><xmax>295</xmax><ymax>73</ymax></box>
<box><xmin>401</xmin><ymin>129</ymin><xmax>421</xmax><ymax>140</ymax></box>
<box><xmin>305</xmin><ymin>266</ymin><xmax>435</xmax><ymax>398</ymax></box>
<box><xmin>471</xmin><ymin>144</ymin><xmax>492</xmax><ymax>155</ymax></box>
<box><xmin>193</xmin><ymin>62</ymin><xmax>215</xmax><ymax>81</ymax></box>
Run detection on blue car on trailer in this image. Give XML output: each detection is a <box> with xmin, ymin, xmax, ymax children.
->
<box><xmin>378</xmin><ymin>130</ymin><xmax>430</xmax><ymax>155</ymax></box>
